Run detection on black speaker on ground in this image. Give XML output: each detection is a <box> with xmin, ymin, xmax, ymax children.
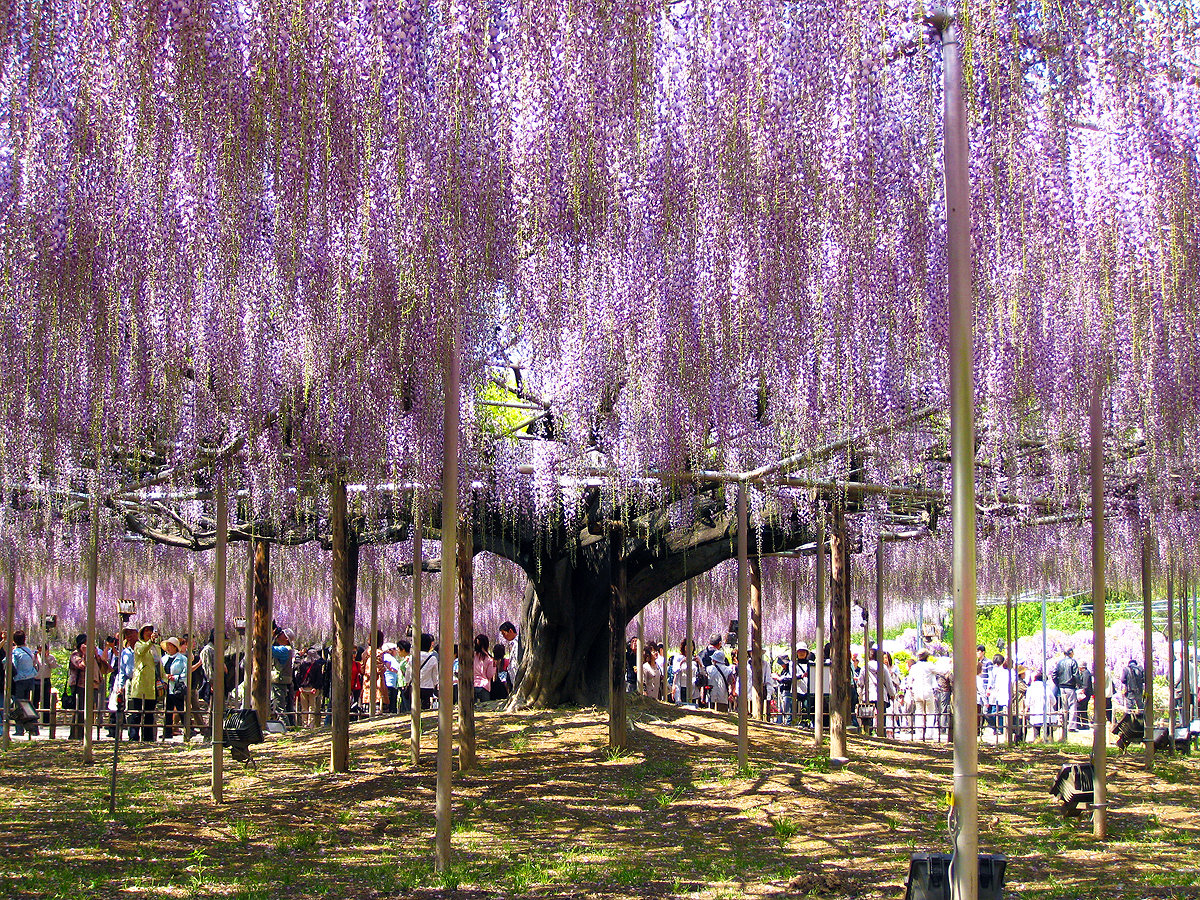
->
<box><xmin>904</xmin><ymin>852</ymin><xmax>1007</xmax><ymax>900</ymax></box>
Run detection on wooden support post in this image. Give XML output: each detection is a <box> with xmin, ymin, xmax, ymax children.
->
<box><xmin>876</xmin><ymin>538</ymin><xmax>886</xmax><ymax>739</ymax></box>
<box><xmin>1142</xmin><ymin>527</ymin><xmax>1154</xmax><ymax>771</ymax></box>
<box><xmin>1181</xmin><ymin>574</ymin><xmax>1192</xmax><ymax>740</ymax></box>
<box><xmin>435</xmin><ymin>312</ymin><xmax>461</xmax><ymax>873</ymax></box>
<box><xmin>736</xmin><ymin>483</ymin><xmax>749</xmax><ymax>768</ymax></box>
<box><xmin>330</xmin><ymin>476</ymin><xmax>359</xmax><ymax>773</ymax></box>
<box><xmin>790</xmin><ymin>578</ymin><xmax>798</xmax><ymax>727</ymax></box>
<box><xmin>608</xmin><ymin>523</ymin><xmax>627</xmax><ymax>749</ymax></box>
<box><xmin>662</xmin><ymin>593</ymin><xmax>668</xmax><ymax>688</ymax></box>
<box><xmin>829</xmin><ymin>506</ymin><xmax>850</xmax><ymax>761</ymax></box>
<box><xmin>185</xmin><ymin>574</ymin><xmax>195</xmax><ymax>741</ymax></box>
<box><xmin>1005</xmin><ymin>591</ymin><xmax>1014</xmax><ymax>745</ymax></box>
<box><xmin>685</xmin><ymin>578</ymin><xmax>694</xmax><ymax>705</ymax></box>
<box><xmin>1168</xmin><ymin>564</ymin><xmax>1176</xmax><ymax>756</ymax></box>
<box><xmin>815</xmin><ymin>518</ymin><xmax>826</xmax><ymax>747</ymax></box>
<box><xmin>636</xmin><ymin>609</ymin><xmax>645</xmax><ymax>695</ymax></box>
<box><xmin>84</xmin><ymin>498</ymin><xmax>100</xmax><ymax>765</ymax></box>
<box><xmin>750</xmin><ymin>554</ymin><xmax>764</xmax><ymax>721</ymax></box>
<box><xmin>457</xmin><ymin>508</ymin><xmax>475</xmax><ymax>772</ymax></box>
<box><xmin>1089</xmin><ymin>376</ymin><xmax>1107</xmax><ymax>839</ymax></box>
<box><xmin>252</xmin><ymin>538</ymin><xmax>271</xmax><ymax>728</ymax></box>
<box><xmin>411</xmin><ymin>495</ymin><xmax>424</xmax><ymax>765</ymax></box>
<box><xmin>369</xmin><ymin>573</ymin><xmax>379</xmax><ymax>718</ymax></box>
<box><xmin>212</xmin><ymin>477</ymin><xmax>228</xmax><ymax>802</ymax></box>
<box><xmin>244</xmin><ymin>543</ymin><xmax>254</xmax><ymax>710</ymax></box>
<box><xmin>2</xmin><ymin>559</ymin><xmax>14</xmax><ymax>751</ymax></box>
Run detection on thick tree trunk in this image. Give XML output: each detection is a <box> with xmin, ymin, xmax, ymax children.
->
<box><xmin>829</xmin><ymin>506</ymin><xmax>851</xmax><ymax>759</ymax></box>
<box><xmin>609</xmin><ymin>526</ymin><xmax>627</xmax><ymax>749</ymax></box>
<box><xmin>252</xmin><ymin>537</ymin><xmax>271</xmax><ymax>728</ymax></box>
<box><xmin>513</xmin><ymin>552</ymin><xmax>613</xmax><ymax>708</ymax></box>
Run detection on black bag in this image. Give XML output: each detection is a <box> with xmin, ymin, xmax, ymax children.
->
<box><xmin>62</xmin><ymin>686</ymin><xmax>77</xmax><ymax>709</ymax></box>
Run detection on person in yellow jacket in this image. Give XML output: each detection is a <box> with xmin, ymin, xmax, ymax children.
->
<box><xmin>128</xmin><ymin>623</ymin><xmax>162</xmax><ymax>742</ymax></box>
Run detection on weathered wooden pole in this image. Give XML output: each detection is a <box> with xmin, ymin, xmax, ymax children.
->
<box><xmin>1005</xmin><ymin>590</ymin><xmax>1014</xmax><ymax>745</ymax></box>
<box><xmin>876</xmin><ymin>537</ymin><xmax>886</xmax><ymax>739</ymax></box>
<box><xmin>185</xmin><ymin>573</ymin><xmax>195</xmax><ymax>741</ymax></box>
<box><xmin>636</xmin><ymin>608</ymin><xmax>645</xmax><ymax>695</ymax></box>
<box><xmin>369</xmin><ymin>572</ymin><xmax>379</xmax><ymax>717</ymax></box>
<box><xmin>661</xmin><ymin>593</ymin><xmax>668</xmax><ymax>685</ymax></box>
<box><xmin>814</xmin><ymin>517</ymin><xmax>826</xmax><ymax>747</ymax></box>
<box><xmin>244</xmin><ymin>543</ymin><xmax>254</xmax><ymax>710</ymax></box>
<box><xmin>736</xmin><ymin>483</ymin><xmax>750</xmax><ymax>768</ymax></box>
<box><xmin>684</xmin><ymin>578</ymin><xmax>694</xmax><ymax>704</ymax></box>
<box><xmin>2</xmin><ymin>559</ymin><xmax>14</xmax><ymax>750</ymax></box>
<box><xmin>252</xmin><ymin>538</ymin><xmax>272</xmax><ymax>727</ymax></box>
<box><xmin>330</xmin><ymin>475</ymin><xmax>359</xmax><ymax>773</ymax></box>
<box><xmin>790</xmin><ymin>577</ymin><xmax>798</xmax><ymax>726</ymax></box>
<box><xmin>1142</xmin><ymin>527</ymin><xmax>1154</xmax><ymax>771</ymax></box>
<box><xmin>749</xmin><ymin>554</ymin><xmax>764</xmax><ymax>721</ymax></box>
<box><xmin>1168</xmin><ymin>563</ymin><xmax>1176</xmax><ymax>755</ymax></box>
<box><xmin>1181</xmin><ymin>573</ymin><xmax>1192</xmax><ymax>737</ymax></box>
<box><xmin>608</xmin><ymin>523</ymin><xmax>627</xmax><ymax>749</ymax></box>
<box><xmin>411</xmin><ymin>495</ymin><xmax>424</xmax><ymax>764</ymax></box>
<box><xmin>435</xmin><ymin>312</ymin><xmax>461</xmax><ymax>873</ymax></box>
<box><xmin>212</xmin><ymin>477</ymin><xmax>228</xmax><ymax>802</ymax></box>
<box><xmin>84</xmin><ymin>497</ymin><xmax>100</xmax><ymax>765</ymax></box>
<box><xmin>1089</xmin><ymin>376</ymin><xmax>1107</xmax><ymax>839</ymax></box>
<box><xmin>829</xmin><ymin>506</ymin><xmax>850</xmax><ymax>761</ymax></box>
<box><xmin>457</xmin><ymin>508</ymin><xmax>475</xmax><ymax>772</ymax></box>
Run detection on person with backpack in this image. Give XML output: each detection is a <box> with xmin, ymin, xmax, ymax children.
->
<box><xmin>9</xmin><ymin>630</ymin><xmax>39</xmax><ymax>737</ymax></box>
<box><xmin>1121</xmin><ymin>657</ymin><xmax>1146</xmax><ymax>712</ymax></box>
<box><xmin>295</xmin><ymin>646</ymin><xmax>326</xmax><ymax>727</ymax></box>
<box><xmin>1055</xmin><ymin>648</ymin><xmax>1081</xmax><ymax>731</ymax></box>
<box><xmin>705</xmin><ymin>647</ymin><xmax>734</xmax><ymax>712</ymax></box>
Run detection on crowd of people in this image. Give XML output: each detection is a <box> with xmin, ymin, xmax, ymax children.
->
<box><xmin>4</xmin><ymin>618</ymin><xmax>1197</xmax><ymax>747</ymax></box>
<box><xmin>627</xmin><ymin>633</ymin><xmax>1198</xmax><ymax>744</ymax></box>
<box><xmin>0</xmin><ymin>619</ymin><xmax>524</xmax><ymax>742</ymax></box>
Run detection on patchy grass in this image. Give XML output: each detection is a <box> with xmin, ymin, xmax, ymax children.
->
<box><xmin>0</xmin><ymin>699</ymin><xmax>1197</xmax><ymax>899</ymax></box>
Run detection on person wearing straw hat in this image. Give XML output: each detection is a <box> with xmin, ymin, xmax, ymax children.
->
<box><xmin>161</xmin><ymin>637</ymin><xmax>187</xmax><ymax>739</ymax></box>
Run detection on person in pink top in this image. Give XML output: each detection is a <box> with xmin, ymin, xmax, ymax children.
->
<box><xmin>473</xmin><ymin>635</ymin><xmax>498</xmax><ymax>703</ymax></box>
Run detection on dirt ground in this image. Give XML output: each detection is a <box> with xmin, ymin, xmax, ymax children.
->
<box><xmin>1</xmin><ymin>698</ymin><xmax>1197</xmax><ymax>899</ymax></box>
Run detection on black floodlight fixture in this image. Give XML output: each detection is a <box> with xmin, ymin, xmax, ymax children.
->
<box><xmin>234</xmin><ymin>616</ymin><xmax>247</xmax><ymax>636</ymax></box>
<box><xmin>904</xmin><ymin>853</ymin><xmax>1007</xmax><ymax>900</ymax></box>
<box><xmin>116</xmin><ymin>598</ymin><xmax>136</xmax><ymax>621</ymax></box>
<box><xmin>1049</xmin><ymin>763</ymin><xmax>1094</xmax><ymax>818</ymax></box>
<box><xmin>1112</xmin><ymin>712</ymin><xmax>1145</xmax><ymax>751</ymax></box>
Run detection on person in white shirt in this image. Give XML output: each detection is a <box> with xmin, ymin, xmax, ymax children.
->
<box><xmin>856</xmin><ymin>647</ymin><xmax>896</xmax><ymax>736</ymax></box>
<box><xmin>907</xmin><ymin>649</ymin><xmax>938</xmax><ymax>741</ymax></box>
<box><xmin>1026</xmin><ymin>672</ymin><xmax>1054</xmax><ymax>742</ymax></box>
<box><xmin>417</xmin><ymin>633</ymin><xmax>438</xmax><ymax>710</ymax></box>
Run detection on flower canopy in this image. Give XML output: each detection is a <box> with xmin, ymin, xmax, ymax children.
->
<box><xmin>1</xmin><ymin>1</ymin><xmax>1199</xmax><ymax>617</ymax></box>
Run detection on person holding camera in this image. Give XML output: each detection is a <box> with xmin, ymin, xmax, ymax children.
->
<box><xmin>127</xmin><ymin>623</ymin><xmax>161</xmax><ymax>741</ymax></box>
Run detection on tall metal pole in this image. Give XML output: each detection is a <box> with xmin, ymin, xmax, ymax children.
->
<box><xmin>876</xmin><ymin>538</ymin><xmax>886</xmax><ymax>738</ymax></box>
<box><xmin>814</xmin><ymin>518</ymin><xmax>826</xmax><ymax>747</ymax></box>
<box><xmin>84</xmin><ymin>497</ymin><xmax>100</xmax><ymax>765</ymax></box>
<box><xmin>1192</xmin><ymin>580</ymin><xmax>1198</xmax><ymax>725</ymax></box>
<box><xmin>736</xmin><ymin>483</ymin><xmax>750</xmax><ymax>769</ymax></box>
<box><xmin>1005</xmin><ymin>592</ymin><xmax>1014</xmax><ymax>745</ymax></box>
<box><xmin>1142</xmin><ymin>528</ymin><xmax>1154</xmax><ymax>770</ymax></box>
<box><xmin>411</xmin><ymin>494</ymin><xmax>424</xmax><ymax>764</ymax></box>
<box><xmin>435</xmin><ymin>313</ymin><xmax>461</xmax><ymax>873</ymax></box>
<box><xmin>1089</xmin><ymin>377</ymin><xmax>1107</xmax><ymax>839</ymax></box>
<box><xmin>685</xmin><ymin>578</ymin><xmax>694</xmax><ymax>705</ymax></box>
<box><xmin>938</xmin><ymin>9</ymin><xmax>979</xmax><ymax>897</ymax></box>
<box><xmin>1167</xmin><ymin>564</ymin><xmax>1176</xmax><ymax>755</ymax></box>
<box><xmin>212</xmin><ymin>477</ymin><xmax>228</xmax><ymax>802</ymax></box>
